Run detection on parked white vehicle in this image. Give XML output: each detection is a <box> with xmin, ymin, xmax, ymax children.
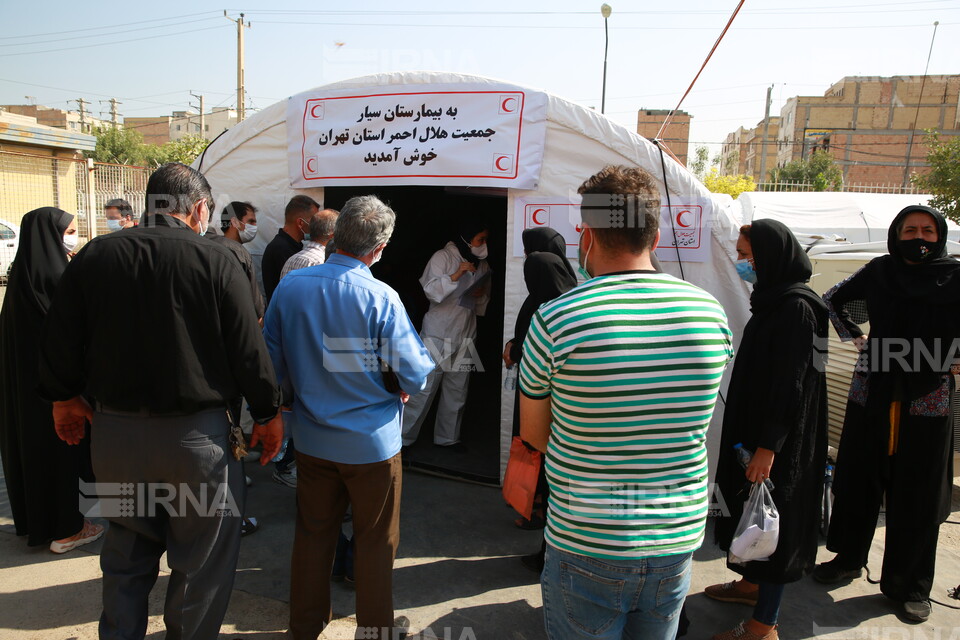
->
<box><xmin>0</xmin><ymin>219</ymin><xmax>19</xmax><ymax>282</ymax></box>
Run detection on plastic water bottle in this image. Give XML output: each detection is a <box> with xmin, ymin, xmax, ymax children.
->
<box><xmin>504</xmin><ymin>366</ymin><xmax>517</xmax><ymax>391</ymax></box>
<box><xmin>271</xmin><ymin>409</ymin><xmax>293</xmax><ymax>462</ymax></box>
<box><xmin>271</xmin><ymin>438</ymin><xmax>289</xmax><ymax>463</ymax></box>
<box><xmin>733</xmin><ymin>442</ymin><xmax>775</xmax><ymax>490</ymax></box>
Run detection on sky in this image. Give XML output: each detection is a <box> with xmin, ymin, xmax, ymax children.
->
<box><xmin>1</xmin><ymin>0</ymin><xmax>957</xmax><ymax>157</ymax></box>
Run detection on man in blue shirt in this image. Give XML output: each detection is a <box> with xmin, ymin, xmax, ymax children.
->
<box><xmin>264</xmin><ymin>195</ymin><xmax>434</xmax><ymax>640</ymax></box>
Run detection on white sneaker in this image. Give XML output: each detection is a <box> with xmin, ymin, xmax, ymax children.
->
<box><xmin>50</xmin><ymin>520</ymin><xmax>105</xmax><ymax>554</ymax></box>
<box><xmin>272</xmin><ymin>466</ymin><xmax>297</xmax><ymax>488</ymax></box>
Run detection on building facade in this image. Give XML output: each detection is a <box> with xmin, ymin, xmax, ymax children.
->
<box><xmin>0</xmin><ymin>109</ymin><xmax>96</xmax><ymax>226</ymax></box>
<box><xmin>0</xmin><ymin>105</ymin><xmax>111</xmax><ymax>135</ymax></box>
<box><xmin>636</xmin><ymin>109</ymin><xmax>692</xmax><ymax>166</ymax></box>
<box><xmin>721</xmin><ymin>117</ymin><xmax>781</xmax><ymax>182</ymax></box>
<box><xmin>125</xmin><ymin>107</ymin><xmax>238</xmax><ymax>146</ymax></box>
<box><xmin>774</xmin><ymin>75</ymin><xmax>960</xmax><ymax>188</ymax></box>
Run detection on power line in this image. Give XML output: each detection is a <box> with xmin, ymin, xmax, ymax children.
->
<box><xmin>248</xmin><ymin>19</ymin><xmax>957</xmax><ymax>30</ymax></box>
<box><xmin>0</xmin><ymin>16</ymin><xmax>222</xmax><ymax>49</ymax></box>
<box><xmin>230</xmin><ymin>2</ymin><xmax>952</xmax><ymax>16</ymax></box>
<box><xmin>0</xmin><ymin>10</ymin><xmax>222</xmax><ymax>41</ymax></box>
<box><xmin>0</xmin><ymin>24</ymin><xmax>231</xmax><ymax>57</ymax></box>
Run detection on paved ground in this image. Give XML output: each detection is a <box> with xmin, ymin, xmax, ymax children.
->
<box><xmin>1</xmin><ymin>445</ymin><xmax>960</xmax><ymax>640</ymax></box>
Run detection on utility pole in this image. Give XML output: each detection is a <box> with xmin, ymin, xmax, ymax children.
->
<box><xmin>100</xmin><ymin>98</ymin><xmax>122</xmax><ymax>128</ymax></box>
<box><xmin>71</xmin><ymin>98</ymin><xmax>89</xmax><ymax>133</ymax></box>
<box><xmin>224</xmin><ymin>11</ymin><xmax>251</xmax><ymax>122</ymax></box>
<box><xmin>759</xmin><ymin>85</ymin><xmax>773</xmax><ymax>184</ymax></box>
<box><xmin>190</xmin><ymin>92</ymin><xmax>205</xmax><ymax>137</ymax></box>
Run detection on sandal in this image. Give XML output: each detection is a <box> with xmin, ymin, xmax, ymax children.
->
<box><xmin>50</xmin><ymin>519</ymin><xmax>105</xmax><ymax>554</ymax></box>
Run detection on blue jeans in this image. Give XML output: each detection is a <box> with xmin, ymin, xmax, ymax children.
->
<box><xmin>753</xmin><ymin>582</ymin><xmax>785</xmax><ymax>626</ymax></box>
<box><xmin>541</xmin><ymin>545</ymin><xmax>692</xmax><ymax>640</ymax></box>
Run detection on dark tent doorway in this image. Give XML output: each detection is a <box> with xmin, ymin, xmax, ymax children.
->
<box><xmin>323</xmin><ymin>185</ymin><xmax>506</xmax><ymax>484</ymax></box>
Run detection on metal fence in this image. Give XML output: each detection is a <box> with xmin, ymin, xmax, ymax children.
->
<box><xmin>756</xmin><ymin>181</ymin><xmax>921</xmax><ymax>194</ymax></box>
<box><xmin>0</xmin><ymin>149</ymin><xmax>153</xmax><ymax>244</ymax></box>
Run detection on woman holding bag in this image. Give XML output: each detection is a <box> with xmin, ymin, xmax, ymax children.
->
<box><xmin>503</xmin><ymin>227</ymin><xmax>577</xmax><ymax>567</ymax></box>
<box><xmin>707</xmin><ymin>220</ymin><xmax>828</xmax><ymax>640</ymax></box>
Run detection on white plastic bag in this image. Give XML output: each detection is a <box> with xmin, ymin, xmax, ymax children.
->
<box><xmin>729</xmin><ymin>481</ymin><xmax>780</xmax><ymax>563</ymax></box>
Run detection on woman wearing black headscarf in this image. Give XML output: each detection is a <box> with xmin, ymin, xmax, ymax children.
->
<box><xmin>401</xmin><ymin>218</ymin><xmax>492</xmax><ymax>450</ymax></box>
<box><xmin>500</xmin><ymin>228</ymin><xmax>578</xmax><ymax>542</ymax></box>
<box><xmin>813</xmin><ymin>205</ymin><xmax>960</xmax><ymax>623</ymax></box>
<box><xmin>708</xmin><ymin>219</ymin><xmax>828</xmax><ymax>640</ymax></box>
<box><xmin>503</xmin><ymin>227</ymin><xmax>578</xmax><ymax>369</ymax></box>
<box><xmin>0</xmin><ymin>207</ymin><xmax>103</xmax><ymax>552</ymax></box>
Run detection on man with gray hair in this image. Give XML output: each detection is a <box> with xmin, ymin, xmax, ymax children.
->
<box><xmin>264</xmin><ymin>195</ymin><xmax>434</xmax><ymax>640</ymax></box>
<box><xmin>280</xmin><ymin>208</ymin><xmax>339</xmax><ymax>279</ymax></box>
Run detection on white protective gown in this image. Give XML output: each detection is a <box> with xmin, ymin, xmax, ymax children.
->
<box><xmin>401</xmin><ymin>241</ymin><xmax>490</xmax><ymax>446</ymax></box>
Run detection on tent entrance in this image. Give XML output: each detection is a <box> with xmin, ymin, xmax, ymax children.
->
<box><xmin>323</xmin><ymin>185</ymin><xmax>506</xmax><ymax>484</ymax></box>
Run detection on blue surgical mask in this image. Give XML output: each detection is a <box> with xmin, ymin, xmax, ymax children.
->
<box><xmin>106</xmin><ymin>219</ymin><xmax>123</xmax><ymax>232</ymax></box>
<box><xmin>735</xmin><ymin>259</ymin><xmax>757</xmax><ymax>284</ymax></box>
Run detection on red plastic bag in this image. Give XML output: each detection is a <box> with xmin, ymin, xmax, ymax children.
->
<box><xmin>502</xmin><ymin>436</ymin><xmax>542</xmax><ymax>520</ymax></box>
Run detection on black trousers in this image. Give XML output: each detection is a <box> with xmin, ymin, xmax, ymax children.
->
<box><xmin>828</xmin><ymin>402</ymin><xmax>953</xmax><ymax>602</ymax></box>
<box><xmin>92</xmin><ymin>407</ymin><xmax>243</xmax><ymax>640</ymax></box>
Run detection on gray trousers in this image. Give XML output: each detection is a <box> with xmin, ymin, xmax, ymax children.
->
<box><xmin>400</xmin><ymin>353</ymin><xmax>470</xmax><ymax>447</ymax></box>
<box><xmin>91</xmin><ymin>407</ymin><xmax>243</xmax><ymax>640</ymax></box>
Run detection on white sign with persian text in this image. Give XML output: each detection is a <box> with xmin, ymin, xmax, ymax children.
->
<box><xmin>287</xmin><ymin>83</ymin><xmax>547</xmax><ymax>188</ymax></box>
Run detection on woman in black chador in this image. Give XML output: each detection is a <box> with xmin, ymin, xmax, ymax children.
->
<box><xmin>0</xmin><ymin>207</ymin><xmax>103</xmax><ymax>552</ymax></box>
<box><xmin>708</xmin><ymin>219</ymin><xmax>828</xmax><ymax>640</ymax></box>
<box><xmin>814</xmin><ymin>205</ymin><xmax>960</xmax><ymax>623</ymax></box>
<box><xmin>502</xmin><ymin>227</ymin><xmax>577</xmax><ymax>568</ymax></box>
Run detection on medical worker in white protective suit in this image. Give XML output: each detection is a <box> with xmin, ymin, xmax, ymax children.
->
<box><xmin>401</xmin><ymin>220</ymin><xmax>491</xmax><ymax>449</ymax></box>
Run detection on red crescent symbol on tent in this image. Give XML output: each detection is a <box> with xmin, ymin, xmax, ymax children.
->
<box><xmin>306</xmin><ymin>158</ymin><xmax>317</xmax><ymax>173</ymax></box>
<box><xmin>574</xmin><ymin>224</ymin><xmax>583</xmax><ymax>233</ymax></box>
<box><xmin>531</xmin><ymin>208</ymin><xmax>547</xmax><ymax>225</ymax></box>
<box><xmin>310</xmin><ymin>104</ymin><xmax>323</xmax><ymax>118</ymax></box>
<box><xmin>495</xmin><ymin>155</ymin><xmax>510</xmax><ymax>171</ymax></box>
<box><xmin>501</xmin><ymin>97</ymin><xmax>517</xmax><ymax>113</ymax></box>
<box><xmin>676</xmin><ymin>210</ymin><xmax>692</xmax><ymax>228</ymax></box>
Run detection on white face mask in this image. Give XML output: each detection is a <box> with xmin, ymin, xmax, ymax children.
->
<box><xmin>63</xmin><ymin>233</ymin><xmax>79</xmax><ymax>253</ymax></box>
<box><xmin>239</xmin><ymin>223</ymin><xmax>257</xmax><ymax>243</ymax></box>
<box><xmin>195</xmin><ymin>206</ymin><xmax>209</xmax><ymax>236</ymax></box>
<box><xmin>470</xmin><ymin>243</ymin><xmax>488</xmax><ymax>260</ymax></box>
<box><xmin>106</xmin><ymin>219</ymin><xmax>123</xmax><ymax>232</ymax></box>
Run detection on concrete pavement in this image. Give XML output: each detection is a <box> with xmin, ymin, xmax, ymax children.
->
<box><xmin>1</xmin><ymin>454</ymin><xmax>960</xmax><ymax>639</ymax></box>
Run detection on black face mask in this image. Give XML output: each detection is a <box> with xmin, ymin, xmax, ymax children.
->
<box><xmin>899</xmin><ymin>238</ymin><xmax>938</xmax><ymax>263</ymax></box>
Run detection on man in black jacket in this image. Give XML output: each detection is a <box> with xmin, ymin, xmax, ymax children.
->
<box><xmin>39</xmin><ymin>162</ymin><xmax>283</xmax><ymax>640</ymax></box>
<box><xmin>262</xmin><ymin>194</ymin><xmax>319</xmax><ymax>304</ymax></box>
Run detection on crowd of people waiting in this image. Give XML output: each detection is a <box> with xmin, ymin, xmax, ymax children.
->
<box><xmin>0</xmin><ymin>160</ymin><xmax>957</xmax><ymax>640</ymax></box>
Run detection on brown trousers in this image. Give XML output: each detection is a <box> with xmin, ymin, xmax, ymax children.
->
<box><xmin>289</xmin><ymin>450</ymin><xmax>402</xmax><ymax>640</ymax></box>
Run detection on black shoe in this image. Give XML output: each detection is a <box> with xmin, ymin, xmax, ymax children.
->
<box><xmin>903</xmin><ymin>599</ymin><xmax>931</xmax><ymax>623</ymax></box>
<box><xmin>520</xmin><ymin>552</ymin><xmax>545</xmax><ymax>573</ymax></box>
<box><xmin>813</xmin><ymin>558</ymin><xmax>862</xmax><ymax>584</ymax></box>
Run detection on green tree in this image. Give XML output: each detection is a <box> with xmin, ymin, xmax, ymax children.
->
<box><xmin>912</xmin><ymin>131</ymin><xmax>960</xmax><ymax>223</ymax></box>
<box><xmin>88</xmin><ymin>126</ymin><xmax>151</xmax><ymax>166</ymax></box>
<box><xmin>689</xmin><ymin>145</ymin><xmax>721</xmax><ymax>181</ymax></box>
<box><xmin>768</xmin><ymin>149</ymin><xmax>843</xmax><ymax>191</ymax></box>
<box><xmin>157</xmin><ymin>134</ymin><xmax>211</xmax><ymax>166</ymax></box>
<box><xmin>703</xmin><ymin>168</ymin><xmax>756</xmax><ymax>199</ymax></box>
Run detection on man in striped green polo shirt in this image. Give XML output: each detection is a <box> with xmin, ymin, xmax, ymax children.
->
<box><xmin>520</xmin><ymin>165</ymin><xmax>733</xmax><ymax>640</ymax></box>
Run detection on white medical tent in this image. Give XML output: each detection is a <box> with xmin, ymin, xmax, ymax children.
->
<box><xmin>735</xmin><ymin>191</ymin><xmax>960</xmax><ymax>246</ymax></box>
<box><xmin>194</xmin><ymin>71</ymin><xmax>750</xmax><ymax>482</ymax></box>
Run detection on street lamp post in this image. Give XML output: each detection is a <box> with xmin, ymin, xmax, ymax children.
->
<box><xmin>601</xmin><ymin>4</ymin><xmax>612</xmax><ymax>114</ymax></box>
